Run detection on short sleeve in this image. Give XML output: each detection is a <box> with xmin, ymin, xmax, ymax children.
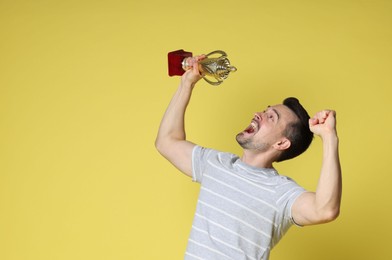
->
<box><xmin>276</xmin><ymin>176</ymin><xmax>307</xmax><ymax>227</ymax></box>
<box><xmin>191</xmin><ymin>146</ymin><xmax>217</xmax><ymax>183</ymax></box>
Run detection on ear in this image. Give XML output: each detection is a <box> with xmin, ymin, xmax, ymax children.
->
<box><xmin>273</xmin><ymin>138</ymin><xmax>291</xmax><ymax>151</ymax></box>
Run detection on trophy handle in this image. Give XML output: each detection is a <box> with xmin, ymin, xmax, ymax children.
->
<box><xmin>202</xmin><ymin>76</ymin><xmax>223</xmax><ymax>86</ymax></box>
<box><xmin>205</xmin><ymin>50</ymin><xmax>227</xmax><ymax>58</ymax></box>
<box><xmin>199</xmin><ymin>50</ymin><xmax>237</xmax><ymax>86</ymax></box>
<box><xmin>201</xmin><ymin>50</ymin><xmax>226</xmax><ymax>85</ymax></box>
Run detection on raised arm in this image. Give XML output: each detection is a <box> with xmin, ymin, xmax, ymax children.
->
<box><xmin>292</xmin><ymin>110</ymin><xmax>342</xmax><ymax>226</ymax></box>
<box><xmin>155</xmin><ymin>56</ymin><xmax>204</xmax><ymax>177</ymax></box>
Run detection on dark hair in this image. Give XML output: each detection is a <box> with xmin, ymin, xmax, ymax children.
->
<box><xmin>277</xmin><ymin>97</ymin><xmax>314</xmax><ymax>162</ymax></box>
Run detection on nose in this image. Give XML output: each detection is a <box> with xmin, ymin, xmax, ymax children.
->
<box><xmin>254</xmin><ymin>112</ymin><xmax>262</xmax><ymax>121</ymax></box>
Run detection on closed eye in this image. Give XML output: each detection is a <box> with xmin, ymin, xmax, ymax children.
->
<box><xmin>267</xmin><ymin>106</ymin><xmax>280</xmax><ymax>121</ymax></box>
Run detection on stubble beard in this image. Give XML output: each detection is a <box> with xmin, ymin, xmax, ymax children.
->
<box><xmin>236</xmin><ymin>133</ymin><xmax>269</xmax><ymax>152</ymax></box>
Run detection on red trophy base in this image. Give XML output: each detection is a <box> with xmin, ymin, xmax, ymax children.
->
<box><xmin>168</xmin><ymin>49</ymin><xmax>193</xmax><ymax>76</ymax></box>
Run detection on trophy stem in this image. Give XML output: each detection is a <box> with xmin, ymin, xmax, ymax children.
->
<box><xmin>181</xmin><ymin>57</ymin><xmax>193</xmax><ymax>71</ymax></box>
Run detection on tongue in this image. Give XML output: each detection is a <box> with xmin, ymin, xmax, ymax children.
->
<box><xmin>245</xmin><ymin>125</ymin><xmax>254</xmax><ymax>134</ymax></box>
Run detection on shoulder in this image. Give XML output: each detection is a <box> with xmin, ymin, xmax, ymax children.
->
<box><xmin>276</xmin><ymin>174</ymin><xmax>302</xmax><ymax>187</ymax></box>
<box><xmin>192</xmin><ymin>146</ymin><xmax>239</xmax><ymax>183</ymax></box>
<box><xmin>193</xmin><ymin>146</ymin><xmax>238</xmax><ymax>163</ymax></box>
<box><xmin>274</xmin><ymin>174</ymin><xmax>306</xmax><ymax>205</ymax></box>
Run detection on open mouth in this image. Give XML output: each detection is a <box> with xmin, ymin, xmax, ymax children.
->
<box><xmin>244</xmin><ymin>120</ymin><xmax>258</xmax><ymax>134</ymax></box>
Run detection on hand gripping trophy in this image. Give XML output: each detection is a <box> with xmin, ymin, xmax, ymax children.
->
<box><xmin>168</xmin><ymin>49</ymin><xmax>237</xmax><ymax>86</ymax></box>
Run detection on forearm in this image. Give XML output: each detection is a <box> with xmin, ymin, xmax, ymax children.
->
<box><xmin>155</xmin><ymin>79</ymin><xmax>194</xmax><ymax>148</ymax></box>
<box><xmin>314</xmin><ymin>134</ymin><xmax>342</xmax><ymax>220</ymax></box>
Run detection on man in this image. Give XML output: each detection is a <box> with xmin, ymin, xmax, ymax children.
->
<box><xmin>155</xmin><ymin>56</ymin><xmax>342</xmax><ymax>259</ymax></box>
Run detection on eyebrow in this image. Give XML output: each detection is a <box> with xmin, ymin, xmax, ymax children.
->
<box><xmin>267</xmin><ymin>106</ymin><xmax>280</xmax><ymax>120</ymax></box>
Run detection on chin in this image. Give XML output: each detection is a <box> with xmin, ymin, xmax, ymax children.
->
<box><xmin>236</xmin><ymin>134</ymin><xmax>251</xmax><ymax>149</ymax></box>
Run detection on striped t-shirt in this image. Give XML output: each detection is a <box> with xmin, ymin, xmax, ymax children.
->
<box><xmin>185</xmin><ymin>146</ymin><xmax>306</xmax><ymax>260</ymax></box>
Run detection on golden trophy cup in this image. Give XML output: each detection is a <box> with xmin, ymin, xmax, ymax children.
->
<box><xmin>168</xmin><ymin>50</ymin><xmax>237</xmax><ymax>86</ymax></box>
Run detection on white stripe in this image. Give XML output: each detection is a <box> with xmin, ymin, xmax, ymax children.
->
<box><xmin>192</xmin><ymin>147</ymin><xmax>198</xmax><ymax>182</ymax></box>
<box><xmin>185</xmin><ymin>252</ymin><xmax>205</xmax><ymax>260</ymax></box>
<box><xmin>201</xmin><ymin>187</ymin><xmax>277</xmax><ymax>227</ymax></box>
<box><xmin>195</xmin><ymin>213</ymin><xmax>267</xmax><ymax>251</ymax></box>
<box><xmin>199</xmin><ymin>200</ymin><xmax>271</xmax><ymax>238</ymax></box>
<box><xmin>235</xmin><ymin>163</ymin><xmax>269</xmax><ymax>179</ymax></box>
<box><xmin>276</xmin><ymin>187</ymin><xmax>303</xmax><ymax>204</ymax></box>
<box><xmin>193</xmin><ymin>147</ymin><xmax>214</xmax><ymax>182</ymax></box>
<box><xmin>192</xmin><ymin>225</ymin><xmax>258</xmax><ymax>260</ymax></box>
<box><xmin>207</xmin><ymin>159</ymin><xmax>276</xmax><ymax>193</ymax></box>
<box><xmin>204</xmin><ymin>174</ymin><xmax>278</xmax><ymax>211</ymax></box>
<box><xmin>188</xmin><ymin>239</ymin><xmax>233</xmax><ymax>259</ymax></box>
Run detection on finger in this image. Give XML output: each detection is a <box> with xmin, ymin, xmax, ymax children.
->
<box><xmin>192</xmin><ymin>60</ymin><xmax>199</xmax><ymax>72</ymax></box>
<box><xmin>195</xmin><ymin>54</ymin><xmax>206</xmax><ymax>61</ymax></box>
<box><xmin>309</xmin><ymin>117</ymin><xmax>319</xmax><ymax>126</ymax></box>
<box><xmin>192</xmin><ymin>61</ymin><xmax>202</xmax><ymax>77</ymax></box>
<box><xmin>313</xmin><ymin>110</ymin><xmax>329</xmax><ymax>124</ymax></box>
<box><xmin>328</xmin><ymin>110</ymin><xmax>336</xmax><ymax>118</ymax></box>
<box><xmin>183</xmin><ymin>57</ymin><xmax>195</xmax><ymax>69</ymax></box>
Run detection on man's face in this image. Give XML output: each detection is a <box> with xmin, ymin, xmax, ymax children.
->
<box><xmin>236</xmin><ymin>104</ymin><xmax>298</xmax><ymax>152</ymax></box>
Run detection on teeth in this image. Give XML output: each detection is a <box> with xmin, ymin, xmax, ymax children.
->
<box><xmin>250</xmin><ymin>121</ymin><xmax>257</xmax><ymax>131</ymax></box>
<box><xmin>243</xmin><ymin>120</ymin><xmax>258</xmax><ymax>134</ymax></box>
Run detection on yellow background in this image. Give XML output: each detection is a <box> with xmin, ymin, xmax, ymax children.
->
<box><xmin>1</xmin><ymin>0</ymin><xmax>391</xmax><ymax>259</ymax></box>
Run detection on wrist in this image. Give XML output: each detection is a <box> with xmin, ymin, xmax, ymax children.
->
<box><xmin>180</xmin><ymin>78</ymin><xmax>197</xmax><ymax>91</ymax></box>
<box><xmin>321</xmin><ymin>132</ymin><xmax>339</xmax><ymax>146</ymax></box>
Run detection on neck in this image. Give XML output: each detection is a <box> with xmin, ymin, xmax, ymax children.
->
<box><xmin>240</xmin><ymin>149</ymin><xmax>276</xmax><ymax>169</ymax></box>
